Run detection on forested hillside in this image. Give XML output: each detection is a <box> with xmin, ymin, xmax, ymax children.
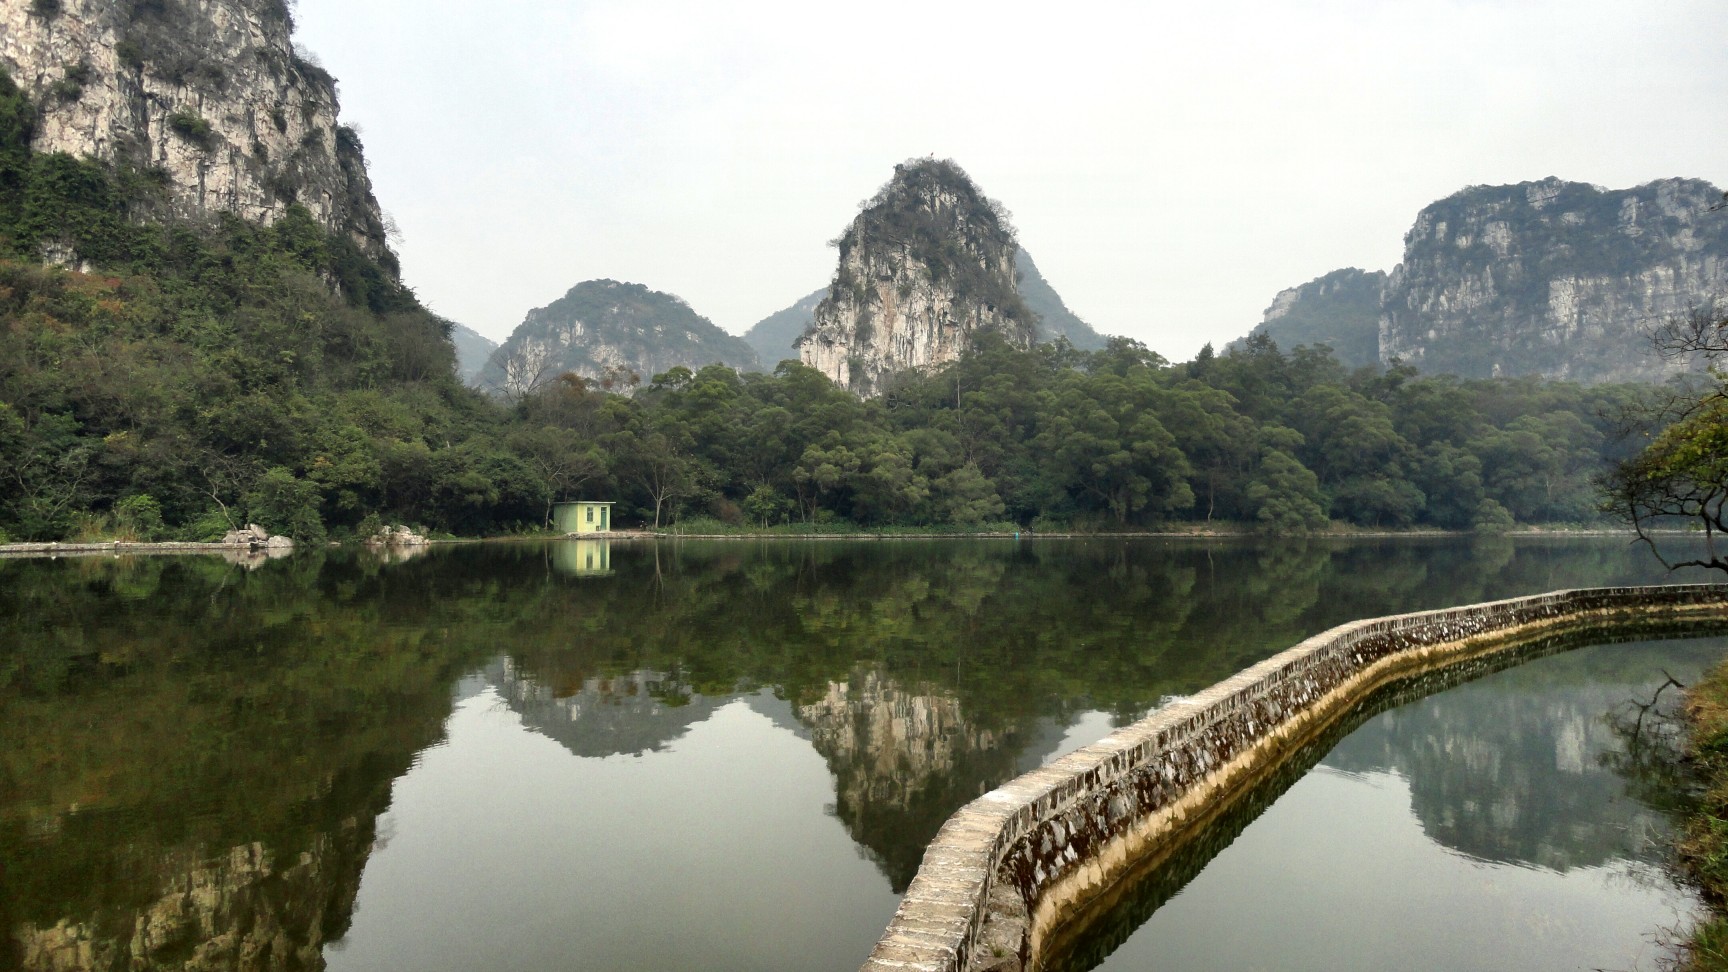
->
<box><xmin>0</xmin><ymin>67</ymin><xmax>529</xmax><ymax>542</ymax></box>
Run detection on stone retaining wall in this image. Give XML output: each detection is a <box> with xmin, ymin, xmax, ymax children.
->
<box><xmin>0</xmin><ymin>541</ymin><xmax>265</xmax><ymax>556</ymax></box>
<box><xmin>860</xmin><ymin>585</ymin><xmax>1728</xmax><ymax>972</ymax></box>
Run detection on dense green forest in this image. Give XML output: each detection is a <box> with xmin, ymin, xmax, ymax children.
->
<box><xmin>0</xmin><ymin>71</ymin><xmax>1668</xmax><ymax>542</ymax></box>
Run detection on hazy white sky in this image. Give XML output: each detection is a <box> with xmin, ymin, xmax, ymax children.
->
<box><xmin>292</xmin><ymin>0</ymin><xmax>1728</xmax><ymax>362</ymax></box>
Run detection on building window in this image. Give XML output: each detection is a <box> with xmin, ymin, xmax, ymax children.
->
<box><xmin>586</xmin><ymin>507</ymin><xmax>593</xmax><ymax>523</ymax></box>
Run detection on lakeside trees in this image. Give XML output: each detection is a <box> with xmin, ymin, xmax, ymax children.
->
<box><xmin>1603</xmin><ymin>305</ymin><xmax>1728</xmax><ymax>573</ymax></box>
<box><xmin>555</xmin><ymin>332</ymin><xmax>1644</xmax><ymax>534</ymax></box>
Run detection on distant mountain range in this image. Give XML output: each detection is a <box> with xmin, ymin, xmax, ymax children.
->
<box><xmin>1236</xmin><ymin>268</ymin><xmax>1385</xmax><ymax>368</ymax></box>
<box><xmin>481</xmin><ymin>243</ymin><xmax>1109</xmax><ymax>399</ymax></box>
<box><xmin>481</xmin><ymin>178</ymin><xmax>1725</xmax><ymax>396</ymax></box>
<box><xmin>1244</xmin><ymin>177</ymin><xmax>1727</xmax><ymax>382</ymax></box>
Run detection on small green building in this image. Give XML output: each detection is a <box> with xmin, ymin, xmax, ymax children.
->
<box><xmin>553</xmin><ymin>501</ymin><xmax>614</xmax><ymax>534</ymax></box>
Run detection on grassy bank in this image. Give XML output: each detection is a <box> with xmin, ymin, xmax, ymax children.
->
<box><xmin>1682</xmin><ymin>662</ymin><xmax>1728</xmax><ymax>970</ymax></box>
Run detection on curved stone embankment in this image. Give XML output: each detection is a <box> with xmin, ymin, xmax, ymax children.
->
<box><xmin>861</xmin><ymin>584</ymin><xmax>1728</xmax><ymax>972</ymax></box>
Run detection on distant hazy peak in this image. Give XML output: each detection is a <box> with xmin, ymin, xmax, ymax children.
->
<box><xmin>481</xmin><ymin>279</ymin><xmax>762</xmax><ymax>398</ymax></box>
<box><xmin>1015</xmin><ymin>248</ymin><xmax>1108</xmax><ymax>351</ymax></box>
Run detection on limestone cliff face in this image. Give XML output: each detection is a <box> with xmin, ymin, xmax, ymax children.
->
<box><xmin>0</xmin><ymin>0</ymin><xmax>391</xmax><ymax>263</ymax></box>
<box><xmin>746</xmin><ymin>249</ymin><xmax>1102</xmax><ymax>368</ymax></box>
<box><xmin>798</xmin><ymin>158</ymin><xmax>1034</xmax><ymax>396</ymax></box>
<box><xmin>800</xmin><ymin>671</ymin><xmax>1001</xmax><ymax>809</ymax></box>
<box><xmin>1379</xmin><ymin>177</ymin><xmax>1726</xmax><ymax>381</ymax></box>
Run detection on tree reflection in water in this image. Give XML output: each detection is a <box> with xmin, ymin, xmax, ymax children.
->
<box><xmin>0</xmin><ymin>536</ymin><xmax>1714</xmax><ymax>970</ymax></box>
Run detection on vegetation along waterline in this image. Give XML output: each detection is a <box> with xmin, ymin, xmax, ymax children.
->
<box><xmin>1679</xmin><ymin>660</ymin><xmax>1728</xmax><ymax>970</ymax></box>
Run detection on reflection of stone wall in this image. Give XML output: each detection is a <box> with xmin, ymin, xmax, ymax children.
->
<box><xmin>14</xmin><ymin>822</ymin><xmax>370</xmax><ymax>972</ymax></box>
<box><xmin>857</xmin><ymin>585</ymin><xmax>1728</xmax><ymax>972</ymax></box>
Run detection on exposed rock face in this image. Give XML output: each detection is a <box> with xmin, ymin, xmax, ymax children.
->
<box><xmin>799</xmin><ymin>158</ymin><xmax>1035</xmax><ymax>396</ymax></box>
<box><xmin>800</xmin><ymin>672</ymin><xmax>999</xmax><ymax>807</ymax></box>
<box><xmin>221</xmin><ymin>523</ymin><xmax>291</xmax><ymax>548</ymax></box>
<box><xmin>364</xmin><ymin>524</ymin><xmax>427</xmax><ymax>547</ymax></box>
<box><xmin>746</xmin><ymin>248</ymin><xmax>1103</xmax><ymax>368</ymax></box>
<box><xmin>1379</xmin><ymin>177</ymin><xmax>1726</xmax><ymax>381</ymax></box>
<box><xmin>1239</xmin><ymin>267</ymin><xmax>1385</xmax><ymax>367</ymax></box>
<box><xmin>480</xmin><ymin>279</ymin><xmax>761</xmax><ymax>398</ymax></box>
<box><xmin>798</xmin><ymin>670</ymin><xmax>1040</xmax><ymax>891</ymax></box>
<box><xmin>0</xmin><ymin>0</ymin><xmax>391</xmax><ymax>262</ymax></box>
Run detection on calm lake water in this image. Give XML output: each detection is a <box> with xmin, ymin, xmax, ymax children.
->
<box><xmin>0</xmin><ymin>536</ymin><xmax>1719</xmax><ymax>971</ymax></box>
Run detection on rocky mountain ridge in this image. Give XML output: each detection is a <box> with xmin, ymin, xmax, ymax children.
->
<box><xmin>1380</xmin><ymin>176</ymin><xmax>1725</xmax><ymax>381</ymax></box>
<box><xmin>0</xmin><ymin>0</ymin><xmax>391</xmax><ymax>264</ymax></box>
<box><xmin>480</xmin><ymin>279</ymin><xmax>761</xmax><ymax>397</ymax></box>
<box><xmin>799</xmin><ymin>158</ymin><xmax>1035</xmax><ymax>396</ymax></box>
<box><xmin>1245</xmin><ymin>177</ymin><xmax>1725</xmax><ymax>382</ymax></box>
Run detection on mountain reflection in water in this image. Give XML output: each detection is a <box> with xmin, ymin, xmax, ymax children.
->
<box><xmin>1324</xmin><ymin>643</ymin><xmax>1703</xmax><ymax>873</ymax></box>
<box><xmin>1057</xmin><ymin>636</ymin><xmax>1725</xmax><ymax>972</ymax></box>
<box><xmin>0</xmin><ymin>536</ymin><xmax>1716</xmax><ymax>971</ymax></box>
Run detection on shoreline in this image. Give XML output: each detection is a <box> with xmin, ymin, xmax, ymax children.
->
<box><xmin>0</xmin><ymin>540</ymin><xmax>292</xmax><ymax>557</ymax></box>
<box><xmin>0</xmin><ymin>526</ymin><xmax>1669</xmax><ymax>560</ymax></box>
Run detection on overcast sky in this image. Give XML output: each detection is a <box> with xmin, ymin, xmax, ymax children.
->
<box><xmin>291</xmin><ymin>0</ymin><xmax>1728</xmax><ymax>362</ymax></box>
